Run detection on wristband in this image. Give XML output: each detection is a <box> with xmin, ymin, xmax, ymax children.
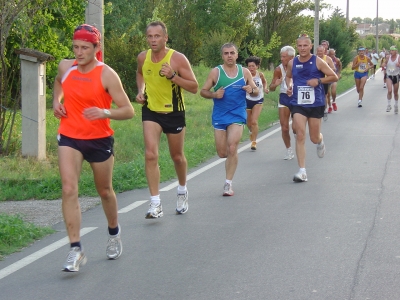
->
<box><xmin>317</xmin><ymin>78</ymin><xmax>321</xmax><ymax>85</ymax></box>
<box><xmin>167</xmin><ymin>71</ymin><xmax>176</xmax><ymax>80</ymax></box>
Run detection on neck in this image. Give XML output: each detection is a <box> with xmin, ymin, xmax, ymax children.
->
<box><xmin>151</xmin><ymin>48</ymin><xmax>168</xmax><ymax>62</ymax></box>
<box><xmin>77</xmin><ymin>59</ymin><xmax>98</xmax><ymax>73</ymax></box>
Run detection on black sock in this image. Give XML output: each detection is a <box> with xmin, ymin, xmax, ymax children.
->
<box><xmin>71</xmin><ymin>241</ymin><xmax>81</xmax><ymax>249</ymax></box>
<box><xmin>108</xmin><ymin>225</ymin><xmax>119</xmax><ymax>236</ymax></box>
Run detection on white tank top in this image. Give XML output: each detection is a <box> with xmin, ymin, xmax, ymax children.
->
<box><xmin>246</xmin><ymin>71</ymin><xmax>264</xmax><ymax>101</ymax></box>
<box><xmin>386</xmin><ymin>55</ymin><xmax>400</xmax><ymax>76</ymax></box>
<box><xmin>279</xmin><ymin>64</ymin><xmax>291</xmax><ymax>93</ymax></box>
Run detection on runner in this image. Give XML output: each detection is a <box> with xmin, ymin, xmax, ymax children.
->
<box><xmin>316</xmin><ymin>45</ymin><xmax>336</xmax><ymax>115</ymax></box>
<box><xmin>269</xmin><ymin>45</ymin><xmax>296</xmax><ymax>160</ymax></box>
<box><xmin>200</xmin><ymin>43</ymin><xmax>258</xmax><ymax>196</ymax></box>
<box><xmin>53</xmin><ymin>24</ymin><xmax>135</xmax><ymax>272</ymax></box>
<box><xmin>381</xmin><ymin>45</ymin><xmax>400</xmax><ymax>114</ymax></box>
<box><xmin>351</xmin><ymin>47</ymin><xmax>373</xmax><ymax>107</ymax></box>
<box><xmin>370</xmin><ymin>49</ymin><xmax>380</xmax><ymax>78</ymax></box>
<box><xmin>327</xmin><ymin>48</ymin><xmax>342</xmax><ymax>111</ymax></box>
<box><xmin>285</xmin><ymin>34</ymin><xmax>338</xmax><ymax>182</ymax></box>
<box><xmin>136</xmin><ymin>21</ymin><xmax>198</xmax><ymax>218</ymax></box>
<box><xmin>244</xmin><ymin>56</ymin><xmax>269</xmax><ymax>150</ymax></box>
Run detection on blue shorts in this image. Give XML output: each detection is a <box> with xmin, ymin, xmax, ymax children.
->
<box><xmin>213</xmin><ymin>122</ymin><xmax>245</xmax><ymax>131</ymax></box>
<box><xmin>279</xmin><ymin>93</ymin><xmax>292</xmax><ymax>108</ymax></box>
<box><xmin>246</xmin><ymin>98</ymin><xmax>264</xmax><ymax>110</ymax></box>
<box><xmin>354</xmin><ymin>71</ymin><xmax>368</xmax><ymax>79</ymax></box>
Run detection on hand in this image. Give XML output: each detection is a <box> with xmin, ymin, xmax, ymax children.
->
<box><xmin>214</xmin><ymin>87</ymin><xmax>225</xmax><ymax>99</ymax></box>
<box><xmin>53</xmin><ymin>102</ymin><xmax>67</xmax><ymax>119</ymax></box>
<box><xmin>264</xmin><ymin>88</ymin><xmax>269</xmax><ymax>94</ymax></box>
<box><xmin>83</xmin><ymin>107</ymin><xmax>106</xmax><ymax>121</ymax></box>
<box><xmin>242</xmin><ymin>85</ymin><xmax>253</xmax><ymax>94</ymax></box>
<box><xmin>286</xmin><ymin>86</ymin><xmax>293</xmax><ymax>97</ymax></box>
<box><xmin>160</xmin><ymin>62</ymin><xmax>174</xmax><ymax>78</ymax></box>
<box><xmin>136</xmin><ymin>92</ymin><xmax>146</xmax><ymax>105</ymax></box>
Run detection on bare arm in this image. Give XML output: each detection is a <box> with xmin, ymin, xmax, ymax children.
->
<box><xmin>168</xmin><ymin>52</ymin><xmax>198</xmax><ymax>94</ymax></box>
<box><xmin>259</xmin><ymin>72</ymin><xmax>269</xmax><ymax>94</ymax></box>
<box><xmin>52</xmin><ymin>59</ymin><xmax>74</xmax><ymax>119</ymax></box>
<box><xmin>242</xmin><ymin>68</ymin><xmax>259</xmax><ymax>96</ymax></box>
<box><xmin>316</xmin><ymin>57</ymin><xmax>338</xmax><ymax>85</ymax></box>
<box><xmin>200</xmin><ymin>68</ymin><xmax>224</xmax><ymax>99</ymax></box>
<box><xmin>135</xmin><ymin>51</ymin><xmax>147</xmax><ymax>105</ymax></box>
<box><xmin>351</xmin><ymin>56</ymin><xmax>360</xmax><ymax>70</ymax></box>
<box><xmin>269</xmin><ymin>67</ymin><xmax>282</xmax><ymax>92</ymax></box>
<box><xmin>285</xmin><ymin>59</ymin><xmax>293</xmax><ymax>96</ymax></box>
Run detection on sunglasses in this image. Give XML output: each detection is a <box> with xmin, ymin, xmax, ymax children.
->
<box><xmin>74</xmin><ymin>25</ymin><xmax>95</xmax><ymax>32</ymax></box>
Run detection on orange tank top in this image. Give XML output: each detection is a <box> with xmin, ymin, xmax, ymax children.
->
<box><xmin>58</xmin><ymin>61</ymin><xmax>113</xmax><ymax>139</ymax></box>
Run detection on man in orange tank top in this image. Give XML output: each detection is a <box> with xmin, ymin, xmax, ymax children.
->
<box><xmin>136</xmin><ymin>21</ymin><xmax>198</xmax><ymax>219</ymax></box>
<box><xmin>53</xmin><ymin>24</ymin><xmax>134</xmax><ymax>272</ymax></box>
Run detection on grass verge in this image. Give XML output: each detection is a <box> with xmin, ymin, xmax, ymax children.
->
<box><xmin>0</xmin><ymin>213</ymin><xmax>55</xmax><ymax>260</ymax></box>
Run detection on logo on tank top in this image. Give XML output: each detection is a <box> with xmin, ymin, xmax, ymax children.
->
<box><xmin>295</xmin><ymin>65</ymin><xmax>303</xmax><ymax>69</ymax></box>
<box><xmin>145</xmin><ymin>69</ymin><xmax>152</xmax><ymax>75</ymax></box>
<box><xmin>72</xmin><ymin>76</ymin><xmax>92</xmax><ymax>82</ymax></box>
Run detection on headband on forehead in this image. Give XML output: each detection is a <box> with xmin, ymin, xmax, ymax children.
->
<box><xmin>73</xmin><ymin>24</ymin><xmax>103</xmax><ymax>61</ymax></box>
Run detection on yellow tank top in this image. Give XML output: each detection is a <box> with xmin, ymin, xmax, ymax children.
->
<box><xmin>143</xmin><ymin>49</ymin><xmax>185</xmax><ymax>112</ymax></box>
<box><xmin>356</xmin><ymin>56</ymin><xmax>368</xmax><ymax>73</ymax></box>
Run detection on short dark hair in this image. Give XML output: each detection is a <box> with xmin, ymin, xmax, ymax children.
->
<box><xmin>220</xmin><ymin>43</ymin><xmax>238</xmax><ymax>54</ymax></box>
<box><xmin>146</xmin><ymin>21</ymin><xmax>168</xmax><ymax>35</ymax></box>
<box><xmin>245</xmin><ymin>56</ymin><xmax>261</xmax><ymax>66</ymax></box>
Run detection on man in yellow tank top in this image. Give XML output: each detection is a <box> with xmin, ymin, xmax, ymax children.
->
<box><xmin>352</xmin><ymin>47</ymin><xmax>373</xmax><ymax>107</ymax></box>
<box><xmin>136</xmin><ymin>21</ymin><xmax>198</xmax><ymax>219</ymax></box>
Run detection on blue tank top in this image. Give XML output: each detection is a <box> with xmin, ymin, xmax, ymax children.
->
<box><xmin>290</xmin><ymin>55</ymin><xmax>325</xmax><ymax>107</ymax></box>
<box><xmin>212</xmin><ymin>64</ymin><xmax>247</xmax><ymax>125</ymax></box>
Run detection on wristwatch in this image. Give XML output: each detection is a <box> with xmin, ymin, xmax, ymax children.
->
<box><xmin>317</xmin><ymin>78</ymin><xmax>321</xmax><ymax>85</ymax></box>
<box><xmin>103</xmin><ymin>109</ymin><xmax>111</xmax><ymax>118</ymax></box>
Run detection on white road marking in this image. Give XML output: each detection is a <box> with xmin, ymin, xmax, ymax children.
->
<box><xmin>0</xmin><ymin>227</ymin><xmax>97</xmax><ymax>281</ymax></box>
<box><xmin>118</xmin><ymin>200</ymin><xmax>148</xmax><ymax>213</ymax></box>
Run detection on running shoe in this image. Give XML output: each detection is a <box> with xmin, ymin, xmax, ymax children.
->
<box><xmin>145</xmin><ymin>202</ymin><xmax>163</xmax><ymax>219</ymax></box>
<box><xmin>395</xmin><ymin>106</ymin><xmax>399</xmax><ymax>114</ymax></box>
<box><xmin>317</xmin><ymin>140</ymin><xmax>326</xmax><ymax>158</ymax></box>
<box><xmin>386</xmin><ymin>105</ymin><xmax>392</xmax><ymax>112</ymax></box>
<box><xmin>332</xmin><ymin>102</ymin><xmax>337</xmax><ymax>111</ymax></box>
<box><xmin>293</xmin><ymin>171</ymin><xmax>308</xmax><ymax>182</ymax></box>
<box><xmin>384</xmin><ymin>83</ymin><xmax>387</xmax><ymax>88</ymax></box>
<box><xmin>176</xmin><ymin>191</ymin><xmax>189</xmax><ymax>214</ymax></box>
<box><xmin>62</xmin><ymin>247</ymin><xmax>87</xmax><ymax>272</ymax></box>
<box><xmin>283</xmin><ymin>148</ymin><xmax>294</xmax><ymax>160</ymax></box>
<box><xmin>106</xmin><ymin>225</ymin><xmax>122</xmax><ymax>260</ymax></box>
<box><xmin>323</xmin><ymin>111</ymin><xmax>328</xmax><ymax>121</ymax></box>
<box><xmin>223</xmin><ymin>182</ymin><xmax>234</xmax><ymax>196</ymax></box>
<box><xmin>358</xmin><ymin>100</ymin><xmax>362</xmax><ymax>107</ymax></box>
<box><xmin>251</xmin><ymin>141</ymin><xmax>257</xmax><ymax>150</ymax></box>
<box><xmin>328</xmin><ymin>106</ymin><xmax>333</xmax><ymax>113</ymax></box>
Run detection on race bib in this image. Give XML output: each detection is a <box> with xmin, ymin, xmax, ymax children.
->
<box><xmin>359</xmin><ymin>63</ymin><xmax>367</xmax><ymax>71</ymax></box>
<box><xmin>297</xmin><ymin>86</ymin><xmax>315</xmax><ymax>105</ymax></box>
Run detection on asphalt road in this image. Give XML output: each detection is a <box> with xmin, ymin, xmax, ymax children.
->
<box><xmin>1</xmin><ymin>71</ymin><xmax>400</xmax><ymax>300</ymax></box>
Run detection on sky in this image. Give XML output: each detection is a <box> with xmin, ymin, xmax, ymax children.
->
<box><xmin>321</xmin><ymin>0</ymin><xmax>398</xmax><ymax>21</ymax></box>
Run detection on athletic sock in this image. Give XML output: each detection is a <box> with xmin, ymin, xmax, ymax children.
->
<box><xmin>108</xmin><ymin>225</ymin><xmax>119</xmax><ymax>236</ymax></box>
<box><xmin>150</xmin><ymin>194</ymin><xmax>161</xmax><ymax>205</ymax></box>
<box><xmin>177</xmin><ymin>184</ymin><xmax>187</xmax><ymax>194</ymax></box>
<box><xmin>71</xmin><ymin>241</ymin><xmax>81</xmax><ymax>249</ymax></box>
<box><xmin>299</xmin><ymin>168</ymin><xmax>306</xmax><ymax>173</ymax></box>
<box><xmin>388</xmin><ymin>99</ymin><xmax>392</xmax><ymax>105</ymax></box>
<box><xmin>225</xmin><ymin>179</ymin><xmax>232</xmax><ymax>185</ymax></box>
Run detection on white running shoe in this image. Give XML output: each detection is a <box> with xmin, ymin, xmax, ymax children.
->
<box><xmin>384</xmin><ymin>83</ymin><xmax>387</xmax><ymax>88</ymax></box>
<box><xmin>62</xmin><ymin>247</ymin><xmax>87</xmax><ymax>272</ymax></box>
<box><xmin>358</xmin><ymin>100</ymin><xmax>362</xmax><ymax>107</ymax></box>
<box><xmin>395</xmin><ymin>106</ymin><xmax>399</xmax><ymax>114</ymax></box>
<box><xmin>106</xmin><ymin>225</ymin><xmax>122</xmax><ymax>260</ymax></box>
<box><xmin>293</xmin><ymin>171</ymin><xmax>308</xmax><ymax>182</ymax></box>
<box><xmin>223</xmin><ymin>182</ymin><xmax>234</xmax><ymax>196</ymax></box>
<box><xmin>387</xmin><ymin>105</ymin><xmax>392</xmax><ymax>112</ymax></box>
<box><xmin>176</xmin><ymin>191</ymin><xmax>189</xmax><ymax>214</ymax></box>
<box><xmin>283</xmin><ymin>148</ymin><xmax>294</xmax><ymax>160</ymax></box>
<box><xmin>317</xmin><ymin>140</ymin><xmax>326</xmax><ymax>158</ymax></box>
<box><xmin>145</xmin><ymin>202</ymin><xmax>163</xmax><ymax>219</ymax></box>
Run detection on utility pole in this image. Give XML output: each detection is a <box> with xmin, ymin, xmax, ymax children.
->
<box><xmin>85</xmin><ymin>0</ymin><xmax>104</xmax><ymax>60</ymax></box>
<box><xmin>346</xmin><ymin>0</ymin><xmax>349</xmax><ymax>27</ymax></box>
<box><xmin>314</xmin><ymin>0</ymin><xmax>319</xmax><ymax>54</ymax></box>
<box><xmin>375</xmin><ymin>0</ymin><xmax>379</xmax><ymax>52</ymax></box>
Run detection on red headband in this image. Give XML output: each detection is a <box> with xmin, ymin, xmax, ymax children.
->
<box><xmin>73</xmin><ymin>24</ymin><xmax>103</xmax><ymax>61</ymax></box>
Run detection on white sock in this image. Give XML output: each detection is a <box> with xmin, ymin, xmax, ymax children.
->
<box><xmin>318</xmin><ymin>134</ymin><xmax>324</xmax><ymax>145</ymax></box>
<box><xmin>299</xmin><ymin>168</ymin><xmax>306</xmax><ymax>173</ymax></box>
<box><xmin>225</xmin><ymin>179</ymin><xmax>232</xmax><ymax>185</ymax></box>
<box><xmin>388</xmin><ymin>99</ymin><xmax>392</xmax><ymax>105</ymax></box>
<box><xmin>177</xmin><ymin>185</ymin><xmax>187</xmax><ymax>194</ymax></box>
<box><xmin>150</xmin><ymin>195</ymin><xmax>161</xmax><ymax>204</ymax></box>
<box><xmin>395</xmin><ymin>100</ymin><xmax>398</xmax><ymax>107</ymax></box>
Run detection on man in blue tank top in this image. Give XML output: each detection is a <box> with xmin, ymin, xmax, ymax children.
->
<box><xmin>200</xmin><ymin>43</ymin><xmax>259</xmax><ymax>196</ymax></box>
<box><xmin>285</xmin><ymin>34</ymin><xmax>338</xmax><ymax>182</ymax></box>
